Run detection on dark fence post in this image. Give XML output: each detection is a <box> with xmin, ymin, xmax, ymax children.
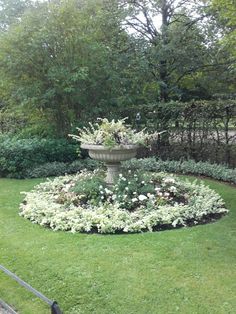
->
<box><xmin>51</xmin><ymin>301</ymin><xmax>63</xmax><ymax>314</ymax></box>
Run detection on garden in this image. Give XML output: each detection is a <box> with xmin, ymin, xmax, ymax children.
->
<box><xmin>1</xmin><ymin>118</ymin><xmax>236</xmax><ymax>314</ymax></box>
<box><xmin>0</xmin><ymin>0</ymin><xmax>236</xmax><ymax>313</ymax></box>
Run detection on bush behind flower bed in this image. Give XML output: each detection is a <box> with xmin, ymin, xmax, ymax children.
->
<box><xmin>6</xmin><ymin>154</ymin><xmax>235</xmax><ymax>184</ymax></box>
<box><xmin>122</xmin><ymin>158</ymin><xmax>236</xmax><ymax>185</ymax></box>
<box><xmin>25</xmin><ymin>159</ymin><xmax>101</xmax><ymax>178</ymax></box>
<box><xmin>0</xmin><ymin>136</ymin><xmax>79</xmax><ymax>178</ymax></box>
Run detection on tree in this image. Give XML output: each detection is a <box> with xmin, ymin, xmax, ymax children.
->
<box><xmin>0</xmin><ymin>0</ymin><xmax>150</xmax><ymax>136</ymax></box>
<box><xmin>117</xmin><ymin>0</ymin><xmax>234</xmax><ymax>101</ymax></box>
<box><xmin>0</xmin><ymin>0</ymin><xmax>32</xmax><ymax>31</ymax></box>
<box><xmin>212</xmin><ymin>0</ymin><xmax>236</xmax><ymax>54</ymax></box>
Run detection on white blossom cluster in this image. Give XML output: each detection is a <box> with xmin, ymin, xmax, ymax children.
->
<box><xmin>20</xmin><ymin>171</ymin><xmax>228</xmax><ymax>234</ymax></box>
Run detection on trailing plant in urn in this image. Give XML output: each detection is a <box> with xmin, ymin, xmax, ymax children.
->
<box><xmin>69</xmin><ymin>118</ymin><xmax>162</xmax><ymax>185</ymax></box>
<box><xmin>69</xmin><ymin>118</ymin><xmax>160</xmax><ymax>147</ymax></box>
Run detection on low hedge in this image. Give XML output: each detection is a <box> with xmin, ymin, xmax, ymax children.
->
<box><xmin>122</xmin><ymin>158</ymin><xmax>236</xmax><ymax>185</ymax></box>
<box><xmin>3</xmin><ymin>150</ymin><xmax>235</xmax><ymax>184</ymax></box>
<box><xmin>24</xmin><ymin>159</ymin><xmax>101</xmax><ymax>179</ymax></box>
<box><xmin>23</xmin><ymin>158</ymin><xmax>236</xmax><ymax>184</ymax></box>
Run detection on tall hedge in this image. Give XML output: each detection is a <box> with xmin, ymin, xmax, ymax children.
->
<box><xmin>121</xmin><ymin>100</ymin><xmax>236</xmax><ymax>166</ymax></box>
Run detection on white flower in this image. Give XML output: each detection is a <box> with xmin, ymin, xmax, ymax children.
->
<box><xmin>125</xmin><ymin>187</ymin><xmax>129</xmax><ymax>191</ymax></box>
<box><xmin>164</xmin><ymin>192</ymin><xmax>170</xmax><ymax>197</ymax></box>
<box><xmin>128</xmin><ymin>170</ymin><xmax>132</xmax><ymax>174</ymax></box>
<box><xmin>133</xmin><ymin>192</ymin><xmax>137</xmax><ymax>195</ymax></box>
<box><xmin>138</xmin><ymin>195</ymin><xmax>147</xmax><ymax>201</ymax></box>
<box><xmin>147</xmin><ymin>193</ymin><xmax>154</xmax><ymax>199</ymax></box>
<box><xmin>20</xmin><ymin>169</ymin><xmax>227</xmax><ymax>234</ymax></box>
<box><xmin>169</xmin><ymin>186</ymin><xmax>177</xmax><ymax>193</ymax></box>
<box><xmin>105</xmin><ymin>188</ymin><xmax>112</xmax><ymax>194</ymax></box>
<box><xmin>99</xmin><ymin>185</ymin><xmax>103</xmax><ymax>189</ymax></box>
<box><xmin>141</xmin><ymin>181</ymin><xmax>145</xmax><ymax>184</ymax></box>
<box><xmin>119</xmin><ymin>173</ymin><xmax>123</xmax><ymax>177</ymax></box>
<box><xmin>163</xmin><ymin>177</ymin><xmax>176</xmax><ymax>184</ymax></box>
<box><xmin>155</xmin><ymin>187</ymin><xmax>161</xmax><ymax>192</ymax></box>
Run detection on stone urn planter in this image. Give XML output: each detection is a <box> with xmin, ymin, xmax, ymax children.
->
<box><xmin>81</xmin><ymin>144</ymin><xmax>138</xmax><ymax>185</ymax></box>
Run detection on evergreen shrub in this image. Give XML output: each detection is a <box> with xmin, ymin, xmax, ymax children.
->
<box><xmin>123</xmin><ymin>158</ymin><xmax>236</xmax><ymax>184</ymax></box>
<box><xmin>0</xmin><ymin>136</ymin><xmax>78</xmax><ymax>177</ymax></box>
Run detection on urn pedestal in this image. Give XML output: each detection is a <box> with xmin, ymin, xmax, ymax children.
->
<box><xmin>81</xmin><ymin>144</ymin><xmax>138</xmax><ymax>185</ymax></box>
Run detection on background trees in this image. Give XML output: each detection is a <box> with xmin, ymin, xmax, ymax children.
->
<box><xmin>0</xmin><ymin>0</ymin><xmax>151</xmax><ymax>135</ymax></box>
<box><xmin>118</xmin><ymin>0</ymin><xmax>236</xmax><ymax>101</ymax></box>
<box><xmin>0</xmin><ymin>0</ymin><xmax>235</xmax><ymax>137</ymax></box>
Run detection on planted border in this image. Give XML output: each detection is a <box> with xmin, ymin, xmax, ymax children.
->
<box><xmin>122</xmin><ymin>158</ymin><xmax>236</xmax><ymax>185</ymax></box>
<box><xmin>20</xmin><ymin>170</ymin><xmax>227</xmax><ymax>234</ymax></box>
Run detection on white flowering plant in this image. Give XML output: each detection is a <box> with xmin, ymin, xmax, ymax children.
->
<box><xmin>69</xmin><ymin>118</ymin><xmax>162</xmax><ymax>148</ymax></box>
<box><xmin>20</xmin><ymin>170</ymin><xmax>228</xmax><ymax>234</ymax></box>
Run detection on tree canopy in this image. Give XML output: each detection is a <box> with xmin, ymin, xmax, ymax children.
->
<box><xmin>0</xmin><ymin>0</ymin><xmax>235</xmax><ymax>136</ymax></box>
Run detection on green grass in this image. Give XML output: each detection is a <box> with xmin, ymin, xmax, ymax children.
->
<box><xmin>0</xmin><ymin>177</ymin><xmax>236</xmax><ymax>314</ymax></box>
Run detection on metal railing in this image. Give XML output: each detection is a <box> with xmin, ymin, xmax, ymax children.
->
<box><xmin>0</xmin><ymin>265</ymin><xmax>62</xmax><ymax>314</ymax></box>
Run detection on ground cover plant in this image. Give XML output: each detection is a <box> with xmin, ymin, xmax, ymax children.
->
<box><xmin>4</xmin><ymin>155</ymin><xmax>235</xmax><ymax>185</ymax></box>
<box><xmin>123</xmin><ymin>157</ymin><xmax>236</xmax><ymax>184</ymax></box>
<box><xmin>20</xmin><ymin>170</ymin><xmax>227</xmax><ymax>234</ymax></box>
<box><xmin>0</xmin><ymin>176</ymin><xmax>236</xmax><ymax>313</ymax></box>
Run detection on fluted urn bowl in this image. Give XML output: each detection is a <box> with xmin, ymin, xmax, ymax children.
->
<box><xmin>81</xmin><ymin>144</ymin><xmax>138</xmax><ymax>185</ymax></box>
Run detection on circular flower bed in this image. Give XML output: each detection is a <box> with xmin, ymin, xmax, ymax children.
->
<box><xmin>20</xmin><ymin>170</ymin><xmax>228</xmax><ymax>234</ymax></box>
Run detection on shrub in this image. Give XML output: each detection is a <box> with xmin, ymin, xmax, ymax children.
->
<box><xmin>68</xmin><ymin>159</ymin><xmax>101</xmax><ymax>173</ymax></box>
<box><xmin>25</xmin><ymin>162</ymin><xmax>69</xmax><ymax>178</ymax></box>
<box><xmin>71</xmin><ymin>173</ymin><xmax>105</xmax><ymax>205</ymax></box>
<box><xmin>122</xmin><ymin>158</ymin><xmax>236</xmax><ymax>184</ymax></box>
<box><xmin>25</xmin><ymin>159</ymin><xmax>102</xmax><ymax>179</ymax></box>
<box><xmin>120</xmin><ymin>100</ymin><xmax>236</xmax><ymax>166</ymax></box>
<box><xmin>0</xmin><ymin>136</ymin><xmax>79</xmax><ymax>177</ymax></box>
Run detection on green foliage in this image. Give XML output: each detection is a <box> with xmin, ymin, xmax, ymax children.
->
<box><xmin>24</xmin><ymin>161</ymin><xmax>69</xmax><ymax>179</ymax></box>
<box><xmin>0</xmin><ymin>137</ymin><xmax>79</xmax><ymax>177</ymax></box>
<box><xmin>0</xmin><ymin>0</ymin><xmax>149</xmax><ymax>135</ymax></box>
<box><xmin>69</xmin><ymin>118</ymin><xmax>161</xmax><ymax>148</ymax></box>
<box><xmin>123</xmin><ymin>158</ymin><xmax>236</xmax><ymax>184</ymax></box>
<box><xmin>0</xmin><ymin>0</ymin><xmax>31</xmax><ymax>31</ymax></box>
<box><xmin>0</xmin><ymin>177</ymin><xmax>236</xmax><ymax>313</ymax></box>
<box><xmin>20</xmin><ymin>170</ymin><xmax>227</xmax><ymax>233</ymax></box>
<box><xmin>0</xmin><ymin>0</ymin><xmax>235</xmax><ymax>141</ymax></box>
<box><xmin>67</xmin><ymin>158</ymin><xmax>101</xmax><ymax>174</ymax></box>
<box><xmin>119</xmin><ymin>0</ymin><xmax>235</xmax><ymax>101</ymax></box>
<box><xmin>113</xmin><ymin>171</ymin><xmax>156</xmax><ymax>210</ymax></box>
<box><xmin>72</xmin><ymin>173</ymin><xmax>105</xmax><ymax>205</ymax></box>
<box><xmin>126</xmin><ymin>99</ymin><xmax>236</xmax><ymax>132</ymax></box>
<box><xmin>122</xmin><ymin>99</ymin><xmax>236</xmax><ymax>166</ymax></box>
<box><xmin>2</xmin><ymin>157</ymin><xmax>101</xmax><ymax>179</ymax></box>
<box><xmin>213</xmin><ymin>0</ymin><xmax>236</xmax><ymax>53</ymax></box>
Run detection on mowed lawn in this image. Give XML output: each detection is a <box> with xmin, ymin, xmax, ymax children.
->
<box><xmin>0</xmin><ymin>177</ymin><xmax>236</xmax><ymax>314</ymax></box>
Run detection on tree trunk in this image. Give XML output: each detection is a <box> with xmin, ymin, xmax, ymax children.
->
<box><xmin>159</xmin><ymin>0</ymin><xmax>169</xmax><ymax>102</ymax></box>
